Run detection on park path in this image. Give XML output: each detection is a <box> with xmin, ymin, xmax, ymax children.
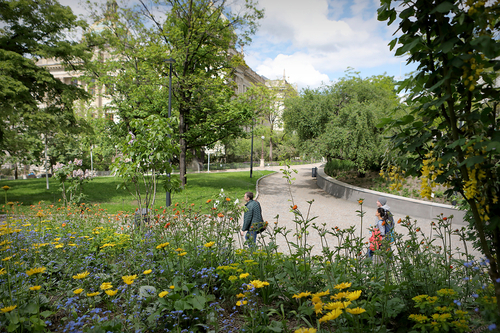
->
<box><xmin>250</xmin><ymin>163</ymin><xmax>481</xmax><ymax>259</ymax></box>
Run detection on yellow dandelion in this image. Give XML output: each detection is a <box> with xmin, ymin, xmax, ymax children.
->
<box><xmin>72</xmin><ymin>271</ymin><xmax>90</xmax><ymax>280</ymax></box>
<box><xmin>169</xmin><ymin>285</ymin><xmax>175</xmax><ymax>289</ymax></box>
<box><xmin>295</xmin><ymin>328</ymin><xmax>317</xmax><ymax>333</ymax></box>
<box><xmin>143</xmin><ymin>269</ymin><xmax>152</xmax><ymax>275</ymax></box>
<box><xmin>293</xmin><ymin>291</ymin><xmax>312</xmax><ymax>299</ymax></box>
<box><xmin>100</xmin><ymin>282</ymin><xmax>113</xmax><ymax>290</ymax></box>
<box><xmin>2</xmin><ymin>186</ymin><xmax>10</xmax><ymax>191</ymax></box>
<box><xmin>178</xmin><ymin>252</ymin><xmax>187</xmax><ymax>257</ymax></box>
<box><xmin>346</xmin><ymin>307</ymin><xmax>366</xmax><ymax>315</ymax></box>
<box><xmin>105</xmin><ymin>290</ymin><xmax>118</xmax><ymax>296</ymax></box>
<box><xmin>204</xmin><ymin>242</ymin><xmax>215</xmax><ymax>248</ymax></box>
<box><xmin>122</xmin><ymin>275</ymin><xmax>137</xmax><ymax>285</ymax></box>
<box><xmin>73</xmin><ymin>288</ymin><xmax>84</xmax><ymax>295</ymax></box>
<box><xmin>0</xmin><ymin>305</ymin><xmax>17</xmax><ymax>313</ymax></box>
<box><xmin>87</xmin><ymin>292</ymin><xmax>100</xmax><ymax>297</ymax></box>
<box><xmin>29</xmin><ymin>286</ymin><xmax>42</xmax><ymax>291</ymax></box>
<box><xmin>334</xmin><ymin>282</ymin><xmax>352</xmax><ymax>290</ymax></box>
<box><xmin>159</xmin><ymin>291</ymin><xmax>169</xmax><ymax>298</ymax></box>
<box><xmin>26</xmin><ymin>267</ymin><xmax>46</xmax><ymax>276</ymax></box>
<box><xmin>236</xmin><ymin>300</ymin><xmax>248</xmax><ymax>306</ymax></box>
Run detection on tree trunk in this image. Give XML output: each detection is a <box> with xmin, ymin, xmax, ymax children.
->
<box><xmin>269</xmin><ymin>123</ymin><xmax>274</xmax><ymax>161</ymax></box>
<box><xmin>14</xmin><ymin>163</ymin><xmax>18</xmax><ymax>180</ymax></box>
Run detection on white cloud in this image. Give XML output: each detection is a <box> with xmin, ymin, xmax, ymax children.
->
<box><xmin>245</xmin><ymin>0</ymin><xmax>405</xmax><ymax>89</ymax></box>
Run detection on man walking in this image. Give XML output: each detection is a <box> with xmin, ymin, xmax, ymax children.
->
<box><xmin>240</xmin><ymin>192</ymin><xmax>263</xmax><ymax>246</ymax></box>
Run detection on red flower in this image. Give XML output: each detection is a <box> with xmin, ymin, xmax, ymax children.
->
<box><xmin>206</xmin><ymin>199</ymin><xmax>212</xmax><ymax>204</ymax></box>
<box><xmin>164</xmin><ymin>222</ymin><xmax>170</xmax><ymax>229</ymax></box>
<box><xmin>443</xmin><ymin>217</ymin><xmax>448</xmax><ymax>221</ymax></box>
<box><xmin>292</xmin><ymin>205</ymin><xmax>297</xmax><ymax>210</ymax></box>
<box><xmin>218</xmin><ymin>213</ymin><xmax>224</xmax><ymax>218</ymax></box>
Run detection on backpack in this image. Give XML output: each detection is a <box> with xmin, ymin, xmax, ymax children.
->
<box><xmin>384</xmin><ymin>211</ymin><xmax>395</xmax><ymax>243</ymax></box>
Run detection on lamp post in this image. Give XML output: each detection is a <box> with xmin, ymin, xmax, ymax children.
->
<box><xmin>250</xmin><ymin>118</ymin><xmax>254</xmax><ymax>178</ymax></box>
<box><xmin>260</xmin><ymin>135</ymin><xmax>265</xmax><ymax>167</ymax></box>
<box><xmin>165</xmin><ymin>57</ymin><xmax>176</xmax><ymax>207</ymax></box>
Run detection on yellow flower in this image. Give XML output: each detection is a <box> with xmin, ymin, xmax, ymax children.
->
<box><xmin>314</xmin><ymin>301</ymin><xmax>323</xmax><ymax>314</ymax></box>
<box><xmin>156</xmin><ymin>242</ymin><xmax>169</xmax><ymax>249</ymax></box>
<box><xmin>55</xmin><ymin>245</ymin><xmax>63</xmax><ymax>249</ymax></box>
<box><xmin>105</xmin><ymin>290</ymin><xmax>118</xmax><ymax>296</ymax></box>
<box><xmin>0</xmin><ymin>305</ymin><xmax>16</xmax><ymax>313</ymax></box>
<box><xmin>346</xmin><ymin>307</ymin><xmax>366</xmax><ymax>315</ymax></box>
<box><xmin>2</xmin><ymin>256</ymin><xmax>13</xmax><ymax>261</ymax></box>
<box><xmin>437</xmin><ymin>288</ymin><xmax>456</xmax><ymax>297</ymax></box>
<box><xmin>248</xmin><ymin>280</ymin><xmax>270</xmax><ymax>289</ymax></box>
<box><xmin>228</xmin><ymin>275</ymin><xmax>238</xmax><ymax>282</ymax></box>
<box><xmin>72</xmin><ymin>271</ymin><xmax>90</xmax><ymax>280</ymax></box>
<box><xmin>143</xmin><ymin>269</ymin><xmax>152</xmax><ymax>275</ymax></box>
<box><xmin>295</xmin><ymin>329</ymin><xmax>317</xmax><ymax>333</ymax></box>
<box><xmin>319</xmin><ymin>308</ymin><xmax>342</xmax><ymax>322</ymax></box>
<box><xmin>87</xmin><ymin>292</ymin><xmax>100</xmax><ymax>297</ymax></box>
<box><xmin>292</xmin><ymin>291</ymin><xmax>312</xmax><ymax>299</ymax></box>
<box><xmin>236</xmin><ymin>300</ymin><xmax>248</xmax><ymax>306</ymax></box>
<box><xmin>35</xmin><ymin>211</ymin><xmax>45</xmax><ymax>218</ymax></box>
<box><xmin>2</xmin><ymin>186</ymin><xmax>10</xmax><ymax>191</ymax></box>
<box><xmin>334</xmin><ymin>282</ymin><xmax>351</xmax><ymax>290</ymax></box>
<box><xmin>122</xmin><ymin>275</ymin><xmax>137</xmax><ymax>285</ymax></box>
<box><xmin>73</xmin><ymin>288</ymin><xmax>84</xmax><ymax>295</ymax></box>
<box><xmin>0</xmin><ymin>268</ymin><xmax>5</xmax><ymax>275</ymax></box>
<box><xmin>331</xmin><ymin>292</ymin><xmax>349</xmax><ymax>300</ymax></box>
<box><xmin>178</xmin><ymin>252</ymin><xmax>187</xmax><ymax>257</ymax></box>
<box><xmin>159</xmin><ymin>291</ymin><xmax>169</xmax><ymax>298</ymax></box>
<box><xmin>174</xmin><ymin>248</ymin><xmax>184</xmax><ymax>252</ymax></box>
<box><xmin>312</xmin><ymin>289</ymin><xmax>330</xmax><ymax>297</ymax></box>
<box><xmin>239</xmin><ymin>273</ymin><xmax>250</xmax><ymax>279</ymax></box>
<box><xmin>409</xmin><ymin>314</ymin><xmax>429</xmax><ymax>323</ymax></box>
<box><xmin>100</xmin><ymin>282</ymin><xmax>113</xmax><ymax>290</ymax></box>
<box><xmin>26</xmin><ymin>267</ymin><xmax>46</xmax><ymax>276</ymax></box>
<box><xmin>169</xmin><ymin>285</ymin><xmax>175</xmax><ymax>289</ymax></box>
<box><xmin>204</xmin><ymin>242</ymin><xmax>215</xmax><ymax>248</ymax></box>
<box><xmin>29</xmin><ymin>286</ymin><xmax>42</xmax><ymax>291</ymax></box>
<box><xmin>236</xmin><ymin>293</ymin><xmax>247</xmax><ymax>298</ymax></box>
<box><xmin>311</xmin><ymin>296</ymin><xmax>321</xmax><ymax>304</ymax></box>
<box><xmin>323</xmin><ymin>302</ymin><xmax>344</xmax><ymax>310</ymax></box>
<box><xmin>347</xmin><ymin>290</ymin><xmax>362</xmax><ymax>301</ymax></box>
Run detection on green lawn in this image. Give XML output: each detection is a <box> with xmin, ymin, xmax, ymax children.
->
<box><xmin>0</xmin><ymin>170</ymin><xmax>274</xmax><ymax>213</ymax></box>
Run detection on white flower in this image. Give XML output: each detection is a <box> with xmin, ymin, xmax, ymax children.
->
<box><xmin>220</xmin><ymin>188</ymin><xmax>224</xmax><ymax>192</ymax></box>
<box><xmin>235</xmin><ymin>199</ymin><xmax>239</xmax><ymax>204</ymax></box>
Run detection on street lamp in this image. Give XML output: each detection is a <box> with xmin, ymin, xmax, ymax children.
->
<box><xmin>260</xmin><ymin>135</ymin><xmax>265</xmax><ymax>167</ymax></box>
<box><xmin>250</xmin><ymin>118</ymin><xmax>254</xmax><ymax>178</ymax></box>
<box><xmin>165</xmin><ymin>57</ymin><xmax>176</xmax><ymax>207</ymax></box>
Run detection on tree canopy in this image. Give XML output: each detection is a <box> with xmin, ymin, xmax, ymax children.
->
<box><xmin>84</xmin><ymin>0</ymin><xmax>264</xmax><ymax>186</ymax></box>
<box><xmin>283</xmin><ymin>72</ymin><xmax>401</xmax><ymax>172</ymax></box>
<box><xmin>0</xmin><ymin>0</ymin><xmax>89</xmax><ymax>160</ymax></box>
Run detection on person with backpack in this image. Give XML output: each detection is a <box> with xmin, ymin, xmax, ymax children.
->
<box><xmin>240</xmin><ymin>192</ymin><xmax>264</xmax><ymax>246</ymax></box>
<box><xmin>377</xmin><ymin>197</ymin><xmax>395</xmax><ymax>244</ymax></box>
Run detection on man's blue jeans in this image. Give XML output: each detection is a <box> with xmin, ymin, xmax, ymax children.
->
<box><xmin>245</xmin><ymin>230</ymin><xmax>257</xmax><ymax>247</ymax></box>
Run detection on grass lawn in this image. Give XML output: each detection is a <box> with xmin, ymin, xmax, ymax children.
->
<box><xmin>0</xmin><ymin>170</ymin><xmax>275</xmax><ymax>214</ymax></box>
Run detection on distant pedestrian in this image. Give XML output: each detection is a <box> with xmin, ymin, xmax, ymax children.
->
<box><xmin>377</xmin><ymin>196</ymin><xmax>395</xmax><ymax>243</ymax></box>
<box><xmin>240</xmin><ymin>192</ymin><xmax>264</xmax><ymax>246</ymax></box>
<box><xmin>368</xmin><ymin>207</ymin><xmax>388</xmax><ymax>258</ymax></box>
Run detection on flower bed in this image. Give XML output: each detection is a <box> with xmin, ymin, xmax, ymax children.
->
<box><xmin>0</xmin><ymin>191</ymin><xmax>497</xmax><ymax>332</ymax></box>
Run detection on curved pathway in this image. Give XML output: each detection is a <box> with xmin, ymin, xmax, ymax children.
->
<box><xmin>254</xmin><ymin>163</ymin><xmax>481</xmax><ymax>258</ymax></box>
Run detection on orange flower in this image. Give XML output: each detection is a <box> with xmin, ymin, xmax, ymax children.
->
<box><xmin>62</xmin><ymin>223</ymin><xmax>66</xmax><ymax>227</ymax></box>
<box><xmin>164</xmin><ymin>222</ymin><xmax>170</xmax><ymax>229</ymax></box>
<box><xmin>358</xmin><ymin>199</ymin><xmax>363</xmax><ymax>204</ymax></box>
<box><xmin>226</xmin><ymin>197</ymin><xmax>231</xmax><ymax>201</ymax></box>
<box><xmin>397</xmin><ymin>219</ymin><xmax>402</xmax><ymax>224</ymax></box>
<box><xmin>206</xmin><ymin>199</ymin><xmax>212</xmax><ymax>204</ymax></box>
<box><xmin>218</xmin><ymin>213</ymin><xmax>224</xmax><ymax>218</ymax></box>
<box><xmin>292</xmin><ymin>205</ymin><xmax>297</xmax><ymax>210</ymax></box>
<box><xmin>443</xmin><ymin>217</ymin><xmax>448</xmax><ymax>221</ymax></box>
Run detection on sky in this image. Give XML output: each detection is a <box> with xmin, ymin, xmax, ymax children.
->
<box><xmin>61</xmin><ymin>0</ymin><xmax>416</xmax><ymax>91</ymax></box>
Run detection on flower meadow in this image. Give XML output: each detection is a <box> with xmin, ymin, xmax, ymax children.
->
<box><xmin>0</xmin><ymin>188</ymin><xmax>499</xmax><ymax>332</ymax></box>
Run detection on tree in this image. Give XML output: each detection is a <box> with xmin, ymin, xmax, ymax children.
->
<box><xmin>244</xmin><ymin>81</ymin><xmax>298</xmax><ymax>161</ymax></box>
<box><xmin>85</xmin><ymin>0</ymin><xmax>263</xmax><ymax>187</ymax></box>
<box><xmin>0</xmin><ymin>0</ymin><xmax>89</xmax><ymax>159</ymax></box>
<box><xmin>378</xmin><ymin>0</ymin><xmax>500</xmax><ymax>316</ymax></box>
<box><xmin>283</xmin><ymin>72</ymin><xmax>401</xmax><ymax>173</ymax></box>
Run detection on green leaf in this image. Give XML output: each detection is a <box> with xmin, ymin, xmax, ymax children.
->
<box><xmin>24</xmin><ymin>302</ymin><xmax>39</xmax><ymax>314</ymax></box>
<box><xmin>440</xmin><ymin>38</ymin><xmax>458</xmax><ymax>53</ymax></box>
<box><xmin>431</xmin><ymin>2</ymin><xmax>455</xmax><ymax>13</ymax></box>
<box><xmin>191</xmin><ymin>295</ymin><xmax>206</xmax><ymax>310</ymax></box>
<box><xmin>40</xmin><ymin>310</ymin><xmax>53</xmax><ymax>318</ymax></box>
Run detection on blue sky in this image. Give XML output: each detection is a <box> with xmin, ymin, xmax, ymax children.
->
<box><xmin>62</xmin><ymin>0</ymin><xmax>416</xmax><ymax>90</ymax></box>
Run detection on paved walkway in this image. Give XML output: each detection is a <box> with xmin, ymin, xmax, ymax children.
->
<box><xmin>251</xmin><ymin>163</ymin><xmax>481</xmax><ymax>259</ymax></box>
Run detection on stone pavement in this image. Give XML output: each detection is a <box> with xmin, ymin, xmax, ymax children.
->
<box><xmin>248</xmin><ymin>163</ymin><xmax>481</xmax><ymax>259</ymax></box>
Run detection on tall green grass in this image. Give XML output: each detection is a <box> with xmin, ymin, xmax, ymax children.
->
<box><xmin>0</xmin><ymin>170</ymin><xmax>274</xmax><ymax>213</ymax></box>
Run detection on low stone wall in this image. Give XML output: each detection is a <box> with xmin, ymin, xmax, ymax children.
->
<box><xmin>316</xmin><ymin>167</ymin><xmax>467</xmax><ymax>224</ymax></box>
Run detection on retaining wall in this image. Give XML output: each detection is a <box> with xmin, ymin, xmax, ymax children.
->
<box><xmin>316</xmin><ymin>167</ymin><xmax>467</xmax><ymax>224</ymax></box>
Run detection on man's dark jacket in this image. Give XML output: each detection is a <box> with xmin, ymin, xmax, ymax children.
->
<box><xmin>242</xmin><ymin>200</ymin><xmax>263</xmax><ymax>232</ymax></box>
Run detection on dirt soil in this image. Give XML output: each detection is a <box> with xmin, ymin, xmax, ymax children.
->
<box><xmin>335</xmin><ymin>170</ymin><xmax>453</xmax><ymax>205</ymax></box>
